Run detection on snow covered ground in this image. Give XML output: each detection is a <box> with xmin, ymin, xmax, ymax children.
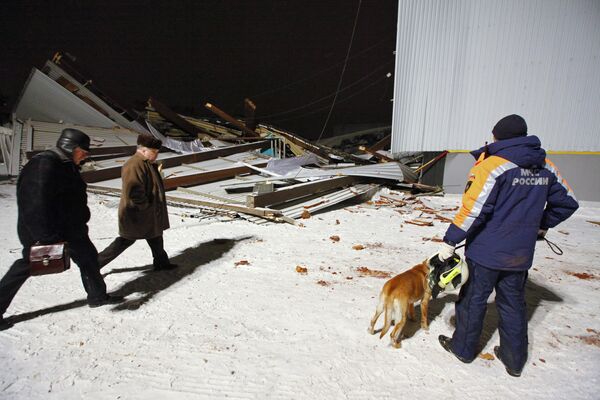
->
<box><xmin>0</xmin><ymin>179</ymin><xmax>599</xmax><ymax>399</ymax></box>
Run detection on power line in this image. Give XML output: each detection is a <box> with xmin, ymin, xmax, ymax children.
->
<box><xmin>271</xmin><ymin>72</ymin><xmax>390</xmax><ymax>124</ymax></box>
<box><xmin>249</xmin><ymin>35</ymin><xmax>392</xmax><ymax>100</ymax></box>
<box><xmin>257</xmin><ymin>60</ymin><xmax>392</xmax><ymax>120</ymax></box>
<box><xmin>316</xmin><ymin>0</ymin><xmax>362</xmax><ymax>143</ymax></box>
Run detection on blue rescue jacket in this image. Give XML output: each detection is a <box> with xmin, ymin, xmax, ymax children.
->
<box><xmin>443</xmin><ymin>135</ymin><xmax>579</xmax><ymax>270</ymax></box>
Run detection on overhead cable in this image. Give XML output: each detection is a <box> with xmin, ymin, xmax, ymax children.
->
<box><xmin>258</xmin><ymin>60</ymin><xmax>392</xmax><ymax>120</ymax></box>
<box><xmin>250</xmin><ymin>35</ymin><xmax>392</xmax><ymax>99</ymax></box>
<box><xmin>271</xmin><ymin>72</ymin><xmax>390</xmax><ymax>124</ymax></box>
<box><xmin>316</xmin><ymin>0</ymin><xmax>362</xmax><ymax>143</ymax></box>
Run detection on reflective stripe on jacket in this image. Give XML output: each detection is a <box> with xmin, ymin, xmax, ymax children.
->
<box><xmin>444</xmin><ymin>135</ymin><xmax>578</xmax><ymax>270</ymax></box>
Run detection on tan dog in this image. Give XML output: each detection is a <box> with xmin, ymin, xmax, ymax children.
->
<box><xmin>369</xmin><ymin>261</ymin><xmax>432</xmax><ymax>348</ymax></box>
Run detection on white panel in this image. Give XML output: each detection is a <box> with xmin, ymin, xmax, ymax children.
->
<box><xmin>13</xmin><ymin>119</ymin><xmax>25</xmax><ymax>173</ymax></box>
<box><xmin>43</xmin><ymin>61</ymin><xmax>148</xmax><ymax>133</ymax></box>
<box><xmin>0</xmin><ymin>128</ymin><xmax>11</xmax><ymax>171</ymax></box>
<box><xmin>14</xmin><ymin>69</ymin><xmax>119</xmax><ymax>128</ymax></box>
<box><xmin>392</xmin><ymin>0</ymin><xmax>600</xmax><ymax>152</ymax></box>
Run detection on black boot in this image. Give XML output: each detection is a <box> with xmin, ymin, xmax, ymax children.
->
<box><xmin>88</xmin><ymin>294</ymin><xmax>125</xmax><ymax>308</ymax></box>
<box><xmin>153</xmin><ymin>263</ymin><xmax>178</xmax><ymax>271</ymax></box>
<box><xmin>494</xmin><ymin>346</ymin><xmax>522</xmax><ymax>377</ymax></box>
<box><xmin>439</xmin><ymin>335</ymin><xmax>474</xmax><ymax>363</ymax></box>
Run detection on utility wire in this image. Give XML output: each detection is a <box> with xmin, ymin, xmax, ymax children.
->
<box><xmin>249</xmin><ymin>36</ymin><xmax>392</xmax><ymax>99</ymax></box>
<box><xmin>258</xmin><ymin>60</ymin><xmax>392</xmax><ymax>120</ymax></box>
<box><xmin>316</xmin><ymin>0</ymin><xmax>362</xmax><ymax>143</ymax></box>
<box><xmin>271</xmin><ymin>72</ymin><xmax>390</xmax><ymax>124</ymax></box>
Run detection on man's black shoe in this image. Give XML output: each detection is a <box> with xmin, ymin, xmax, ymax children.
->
<box><xmin>88</xmin><ymin>295</ymin><xmax>125</xmax><ymax>308</ymax></box>
<box><xmin>439</xmin><ymin>335</ymin><xmax>473</xmax><ymax>364</ymax></box>
<box><xmin>0</xmin><ymin>316</ymin><xmax>13</xmax><ymax>331</ymax></box>
<box><xmin>154</xmin><ymin>263</ymin><xmax>178</xmax><ymax>271</ymax></box>
<box><xmin>494</xmin><ymin>346</ymin><xmax>522</xmax><ymax>377</ymax></box>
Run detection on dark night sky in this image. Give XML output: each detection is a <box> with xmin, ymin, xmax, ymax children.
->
<box><xmin>1</xmin><ymin>1</ymin><xmax>399</xmax><ymax>139</ymax></box>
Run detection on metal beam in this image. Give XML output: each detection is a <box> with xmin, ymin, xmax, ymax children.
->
<box><xmin>26</xmin><ymin>145</ymin><xmax>137</xmax><ymax>160</ymax></box>
<box><xmin>205</xmin><ymin>102</ymin><xmax>260</xmax><ymax>137</ymax></box>
<box><xmin>175</xmin><ymin>187</ymin><xmax>245</xmax><ymax>204</ymax></box>
<box><xmin>246</xmin><ymin>176</ymin><xmax>357</xmax><ymax>208</ymax></box>
<box><xmin>81</xmin><ymin>141</ymin><xmax>270</xmax><ymax>183</ymax></box>
<box><xmin>163</xmin><ymin>163</ymin><xmax>267</xmax><ymax>191</ymax></box>
<box><xmin>87</xmin><ymin>184</ymin><xmax>283</xmax><ymax>220</ymax></box>
<box><xmin>264</xmin><ymin>125</ymin><xmax>373</xmax><ymax>165</ymax></box>
<box><xmin>149</xmin><ymin>97</ymin><xmax>219</xmax><ymax>138</ymax></box>
<box><xmin>263</xmin><ymin>125</ymin><xmax>331</xmax><ymax>161</ymax></box>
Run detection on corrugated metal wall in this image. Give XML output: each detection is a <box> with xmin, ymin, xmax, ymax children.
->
<box><xmin>391</xmin><ymin>0</ymin><xmax>600</xmax><ymax>152</ymax></box>
<box><xmin>27</xmin><ymin>121</ymin><xmax>139</xmax><ymax>151</ymax></box>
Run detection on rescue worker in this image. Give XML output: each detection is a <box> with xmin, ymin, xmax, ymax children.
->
<box><xmin>97</xmin><ymin>134</ymin><xmax>176</xmax><ymax>271</ymax></box>
<box><xmin>434</xmin><ymin>114</ymin><xmax>579</xmax><ymax>377</ymax></box>
<box><xmin>0</xmin><ymin>129</ymin><xmax>123</xmax><ymax>330</ymax></box>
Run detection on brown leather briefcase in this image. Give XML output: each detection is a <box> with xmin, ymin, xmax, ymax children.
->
<box><xmin>30</xmin><ymin>242</ymin><xmax>71</xmax><ymax>276</ymax></box>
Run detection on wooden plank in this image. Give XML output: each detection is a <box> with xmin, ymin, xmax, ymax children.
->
<box><xmin>163</xmin><ymin>163</ymin><xmax>267</xmax><ymax>191</ymax></box>
<box><xmin>87</xmin><ymin>145</ymin><xmax>137</xmax><ymax>156</ymax></box>
<box><xmin>205</xmin><ymin>102</ymin><xmax>260</xmax><ymax>137</ymax></box>
<box><xmin>81</xmin><ymin>141</ymin><xmax>270</xmax><ymax>183</ymax></box>
<box><xmin>88</xmin><ymin>153</ymin><xmax>134</xmax><ymax>162</ymax></box>
<box><xmin>87</xmin><ymin>184</ymin><xmax>283</xmax><ymax>219</ymax></box>
<box><xmin>357</xmin><ymin>134</ymin><xmax>393</xmax><ymax>162</ymax></box>
<box><xmin>365</xmin><ymin>134</ymin><xmax>391</xmax><ymax>153</ymax></box>
<box><xmin>246</xmin><ymin>176</ymin><xmax>357</xmax><ymax>208</ymax></box>
<box><xmin>244</xmin><ymin>98</ymin><xmax>257</xmax><ymax>131</ymax></box>
<box><xmin>150</xmin><ymin>97</ymin><xmax>218</xmax><ymax>138</ymax></box>
<box><xmin>357</xmin><ymin>146</ymin><xmax>395</xmax><ymax>162</ymax></box>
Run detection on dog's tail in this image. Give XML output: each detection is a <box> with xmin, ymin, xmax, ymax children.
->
<box><xmin>379</xmin><ymin>303</ymin><xmax>393</xmax><ymax>339</ymax></box>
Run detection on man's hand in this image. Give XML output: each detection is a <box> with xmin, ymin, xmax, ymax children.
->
<box><xmin>436</xmin><ymin>242</ymin><xmax>456</xmax><ymax>262</ymax></box>
<box><xmin>537</xmin><ymin>229</ymin><xmax>548</xmax><ymax>241</ymax></box>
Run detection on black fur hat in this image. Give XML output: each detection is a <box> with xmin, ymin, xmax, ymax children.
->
<box><xmin>137</xmin><ymin>134</ymin><xmax>162</xmax><ymax>150</ymax></box>
<box><xmin>57</xmin><ymin>128</ymin><xmax>91</xmax><ymax>152</ymax></box>
<box><xmin>492</xmin><ymin>114</ymin><xmax>528</xmax><ymax>140</ymax></box>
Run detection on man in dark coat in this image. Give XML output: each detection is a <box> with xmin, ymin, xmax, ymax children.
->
<box><xmin>0</xmin><ymin>129</ymin><xmax>123</xmax><ymax>330</ymax></box>
<box><xmin>434</xmin><ymin>115</ymin><xmax>579</xmax><ymax>377</ymax></box>
<box><xmin>97</xmin><ymin>134</ymin><xmax>176</xmax><ymax>271</ymax></box>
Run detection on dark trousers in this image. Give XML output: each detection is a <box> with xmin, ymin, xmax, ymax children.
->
<box><xmin>98</xmin><ymin>236</ymin><xmax>169</xmax><ymax>269</ymax></box>
<box><xmin>451</xmin><ymin>259</ymin><xmax>529</xmax><ymax>371</ymax></box>
<box><xmin>0</xmin><ymin>237</ymin><xmax>107</xmax><ymax>315</ymax></box>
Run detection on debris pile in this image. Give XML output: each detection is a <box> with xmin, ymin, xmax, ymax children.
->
<box><xmin>2</xmin><ymin>52</ymin><xmax>445</xmax><ymax>224</ymax></box>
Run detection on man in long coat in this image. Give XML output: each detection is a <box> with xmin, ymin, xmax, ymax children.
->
<box><xmin>0</xmin><ymin>129</ymin><xmax>122</xmax><ymax>330</ymax></box>
<box><xmin>97</xmin><ymin>134</ymin><xmax>175</xmax><ymax>270</ymax></box>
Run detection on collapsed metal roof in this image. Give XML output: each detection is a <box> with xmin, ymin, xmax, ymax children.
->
<box><xmin>4</xmin><ymin>55</ymin><xmax>439</xmax><ymax>224</ymax></box>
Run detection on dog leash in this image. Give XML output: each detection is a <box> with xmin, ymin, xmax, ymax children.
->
<box><xmin>540</xmin><ymin>237</ymin><xmax>563</xmax><ymax>255</ymax></box>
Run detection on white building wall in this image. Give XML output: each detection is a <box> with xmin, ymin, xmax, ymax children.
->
<box><xmin>391</xmin><ymin>0</ymin><xmax>600</xmax><ymax>152</ymax></box>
